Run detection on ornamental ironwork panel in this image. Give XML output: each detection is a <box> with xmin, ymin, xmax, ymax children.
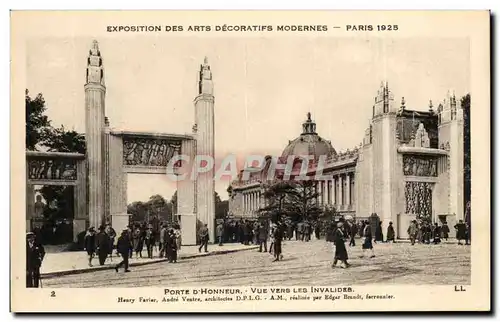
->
<box><xmin>405</xmin><ymin>181</ymin><xmax>433</xmax><ymax>220</ymax></box>
<box><xmin>122</xmin><ymin>137</ymin><xmax>182</xmax><ymax>167</ymax></box>
<box><xmin>27</xmin><ymin>158</ymin><xmax>78</xmax><ymax>181</ymax></box>
<box><xmin>402</xmin><ymin>155</ymin><xmax>438</xmax><ymax>177</ymax></box>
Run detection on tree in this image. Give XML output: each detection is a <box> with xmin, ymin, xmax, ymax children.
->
<box><xmin>26</xmin><ymin>89</ymin><xmax>51</xmax><ymax>150</ymax></box>
<box><xmin>42</xmin><ymin>125</ymin><xmax>86</xmax><ymax>153</ymax></box>
<box><xmin>283</xmin><ymin>180</ymin><xmax>323</xmax><ymax>223</ymax></box>
<box><xmin>259</xmin><ymin>181</ymin><xmax>296</xmax><ymax>223</ymax></box>
<box><xmin>462</xmin><ymin>93</ymin><xmax>471</xmax><ymax>225</ymax></box>
<box><xmin>127</xmin><ymin>201</ymin><xmax>148</xmax><ymax>222</ymax></box>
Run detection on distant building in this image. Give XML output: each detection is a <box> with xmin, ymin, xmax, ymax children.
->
<box><xmin>228</xmin><ymin>83</ymin><xmax>465</xmax><ymax>238</ymax></box>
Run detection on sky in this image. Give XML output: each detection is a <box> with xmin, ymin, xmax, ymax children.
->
<box><xmin>26</xmin><ymin>37</ymin><xmax>470</xmax><ymax>203</ymax></box>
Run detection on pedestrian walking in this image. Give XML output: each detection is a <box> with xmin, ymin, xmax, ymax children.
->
<box><xmin>332</xmin><ymin>222</ymin><xmax>350</xmax><ymax>269</ymax></box>
<box><xmin>198</xmin><ymin>224</ymin><xmax>209</xmax><ymax>253</ymax></box>
<box><xmin>272</xmin><ymin>221</ymin><xmax>284</xmax><ymax>262</ymax></box>
<box><xmin>258</xmin><ymin>222</ymin><xmax>268</xmax><ymax>253</ymax></box>
<box><xmin>96</xmin><ymin>226</ymin><xmax>110</xmax><ymax>265</ymax></box>
<box><xmin>166</xmin><ymin>228</ymin><xmax>178</xmax><ymax>263</ymax></box>
<box><xmin>441</xmin><ymin>222</ymin><xmax>450</xmax><ymax>241</ymax></box>
<box><xmin>84</xmin><ymin>227</ymin><xmax>96</xmax><ymax>267</ymax></box>
<box><xmin>407</xmin><ymin>220</ymin><xmax>418</xmax><ymax>245</ymax></box>
<box><xmin>269</xmin><ymin>223</ymin><xmax>276</xmax><ymax>255</ymax></box>
<box><xmin>159</xmin><ymin>224</ymin><xmax>168</xmax><ymax>258</ymax></box>
<box><xmin>361</xmin><ymin>222</ymin><xmax>375</xmax><ymax>258</ymax></box>
<box><xmin>26</xmin><ymin>232</ymin><xmax>45</xmax><ymax>288</ymax></box>
<box><xmin>386</xmin><ymin>222</ymin><xmax>395</xmax><ymax>243</ymax></box>
<box><xmin>144</xmin><ymin>225</ymin><xmax>155</xmax><ymax>259</ymax></box>
<box><xmin>454</xmin><ymin>220</ymin><xmax>467</xmax><ymax>245</ymax></box>
<box><xmin>115</xmin><ymin>229</ymin><xmax>131</xmax><ymax>273</ymax></box>
<box><xmin>349</xmin><ymin>221</ymin><xmax>357</xmax><ymax>247</ymax></box>
<box><xmin>216</xmin><ymin>222</ymin><xmax>224</xmax><ymax>246</ymax></box>
<box><xmin>433</xmin><ymin>223</ymin><xmax>441</xmax><ymax>244</ymax></box>
<box><xmin>105</xmin><ymin>223</ymin><xmax>116</xmax><ymax>261</ymax></box>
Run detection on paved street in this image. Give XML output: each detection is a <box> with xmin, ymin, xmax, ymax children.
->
<box><xmin>42</xmin><ymin>239</ymin><xmax>470</xmax><ymax>288</ymax></box>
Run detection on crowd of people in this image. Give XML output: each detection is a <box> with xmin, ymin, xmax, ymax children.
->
<box><xmin>83</xmin><ymin>221</ymin><xmax>182</xmax><ymax>273</ymax></box>
<box><xmin>324</xmin><ymin>217</ymin><xmax>471</xmax><ymax>269</ymax></box>
<box><xmin>26</xmin><ymin>214</ymin><xmax>471</xmax><ymax>287</ymax></box>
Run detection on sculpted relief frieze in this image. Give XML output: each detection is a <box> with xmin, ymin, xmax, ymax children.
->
<box><xmin>403</xmin><ymin>155</ymin><xmax>438</xmax><ymax>177</ymax></box>
<box><xmin>123</xmin><ymin>137</ymin><xmax>182</xmax><ymax>167</ymax></box>
<box><xmin>27</xmin><ymin>158</ymin><xmax>78</xmax><ymax>181</ymax></box>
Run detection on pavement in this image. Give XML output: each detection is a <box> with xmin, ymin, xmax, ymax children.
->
<box><xmin>42</xmin><ymin>239</ymin><xmax>471</xmax><ymax>287</ymax></box>
<box><xmin>40</xmin><ymin>243</ymin><xmax>259</xmax><ymax>278</ymax></box>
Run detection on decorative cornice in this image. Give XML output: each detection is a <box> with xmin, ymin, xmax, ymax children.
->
<box><xmin>26</xmin><ymin>151</ymin><xmax>85</xmax><ymax>159</ymax></box>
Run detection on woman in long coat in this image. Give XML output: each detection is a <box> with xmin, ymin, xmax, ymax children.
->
<box><xmin>386</xmin><ymin>222</ymin><xmax>395</xmax><ymax>243</ymax></box>
<box><xmin>272</xmin><ymin>222</ymin><xmax>284</xmax><ymax>262</ymax></box>
<box><xmin>361</xmin><ymin>221</ymin><xmax>375</xmax><ymax>258</ymax></box>
<box><xmin>332</xmin><ymin>222</ymin><xmax>350</xmax><ymax>268</ymax></box>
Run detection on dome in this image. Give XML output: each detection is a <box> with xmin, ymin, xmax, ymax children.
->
<box><xmin>281</xmin><ymin>112</ymin><xmax>337</xmax><ymax>160</ymax></box>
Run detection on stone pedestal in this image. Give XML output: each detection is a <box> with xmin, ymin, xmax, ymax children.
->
<box><xmin>180</xmin><ymin>214</ymin><xmax>197</xmax><ymax>245</ymax></box>
<box><xmin>111</xmin><ymin>213</ymin><xmax>131</xmax><ymax>234</ymax></box>
<box><xmin>397</xmin><ymin>213</ymin><xmax>416</xmax><ymax>239</ymax></box>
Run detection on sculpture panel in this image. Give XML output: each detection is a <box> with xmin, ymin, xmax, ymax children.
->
<box><xmin>403</xmin><ymin>155</ymin><xmax>438</xmax><ymax>177</ymax></box>
<box><xmin>122</xmin><ymin>137</ymin><xmax>182</xmax><ymax>167</ymax></box>
<box><xmin>405</xmin><ymin>181</ymin><xmax>433</xmax><ymax>220</ymax></box>
<box><xmin>27</xmin><ymin>158</ymin><xmax>78</xmax><ymax>181</ymax></box>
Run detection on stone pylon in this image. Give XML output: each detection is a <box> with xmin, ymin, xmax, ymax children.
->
<box><xmin>194</xmin><ymin>57</ymin><xmax>216</xmax><ymax>240</ymax></box>
<box><xmin>84</xmin><ymin>40</ymin><xmax>106</xmax><ymax>228</ymax></box>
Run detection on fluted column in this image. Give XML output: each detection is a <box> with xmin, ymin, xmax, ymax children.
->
<box><xmin>85</xmin><ymin>58</ymin><xmax>106</xmax><ymax>228</ymax></box>
<box><xmin>327</xmin><ymin>180</ymin><xmax>332</xmax><ymax>205</ymax></box>
<box><xmin>337</xmin><ymin>175</ymin><xmax>343</xmax><ymax>209</ymax></box>
<box><xmin>346</xmin><ymin>173</ymin><xmax>351</xmax><ymax>206</ymax></box>
<box><xmin>322</xmin><ymin>181</ymin><xmax>328</xmax><ymax>206</ymax></box>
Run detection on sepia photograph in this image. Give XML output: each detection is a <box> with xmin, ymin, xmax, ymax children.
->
<box><xmin>11</xmin><ymin>10</ymin><xmax>490</xmax><ymax>312</ymax></box>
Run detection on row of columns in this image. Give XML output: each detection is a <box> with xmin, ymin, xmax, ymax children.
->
<box><xmin>243</xmin><ymin>190</ymin><xmax>263</xmax><ymax>214</ymax></box>
<box><xmin>316</xmin><ymin>172</ymin><xmax>355</xmax><ymax>208</ymax></box>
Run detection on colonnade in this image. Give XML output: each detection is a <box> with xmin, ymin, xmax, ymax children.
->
<box><xmin>315</xmin><ymin>172</ymin><xmax>355</xmax><ymax>209</ymax></box>
<box><xmin>242</xmin><ymin>190</ymin><xmax>264</xmax><ymax>215</ymax></box>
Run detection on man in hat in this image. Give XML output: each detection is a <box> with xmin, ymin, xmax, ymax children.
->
<box><xmin>26</xmin><ymin>232</ymin><xmax>45</xmax><ymax>288</ymax></box>
<box><xmin>198</xmin><ymin>224</ymin><xmax>210</xmax><ymax>253</ymax></box>
<box><xmin>84</xmin><ymin>227</ymin><xmax>96</xmax><ymax>267</ymax></box>
<box><xmin>115</xmin><ymin>229</ymin><xmax>131</xmax><ymax>273</ymax></box>
<box><xmin>144</xmin><ymin>224</ymin><xmax>155</xmax><ymax>259</ymax></box>
<box><xmin>96</xmin><ymin>226</ymin><xmax>110</xmax><ymax>265</ymax></box>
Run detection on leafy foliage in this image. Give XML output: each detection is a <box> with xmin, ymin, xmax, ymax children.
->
<box><xmin>42</xmin><ymin>126</ymin><xmax>86</xmax><ymax>153</ymax></box>
<box><xmin>259</xmin><ymin>180</ymin><xmax>323</xmax><ymax>223</ymax></box>
<box><xmin>127</xmin><ymin>194</ymin><xmax>172</xmax><ymax>223</ymax></box>
<box><xmin>26</xmin><ymin>90</ymin><xmax>51</xmax><ymax>150</ymax></box>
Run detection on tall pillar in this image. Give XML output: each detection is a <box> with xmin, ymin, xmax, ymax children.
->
<box><xmin>332</xmin><ymin>177</ymin><xmax>337</xmax><ymax>205</ymax></box>
<box><xmin>327</xmin><ymin>180</ymin><xmax>332</xmax><ymax>205</ymax></box>
<box><xmin>319</xmin><ymin>182</ymin><xmax>323</xmax><ymax>205</ymax></box>
<box><xmin>85</xmin><ymin>40</ymin><xmax>106</xmax><ymax>229</ymax></box>
<box><xmin>195</xmin><ymin>57</ymin><xmax>216</xmax><ymax>241</ymax></box>
<box><xmin>323</xmin><ymin>181</ymin><xmax>328</xmax><ymax>206</ymax></box>
<box><xmin>338</xmin><ymin>175</ymin><xmax>343</xmax><ymax>209</ymax></box>
<box><xmin>178</xmin><ymin>138</ymin><xmax>197</xmax><ymax>245</ymax></box>
<box><xmin>346</xmin><ymin>173</ymin><xmax>351</xmax><ymax>206</ymax></box>
<box><xmin>26</xmin><ymin>184</ymin><xmax>34</xmax><ymax>232</ymax></box>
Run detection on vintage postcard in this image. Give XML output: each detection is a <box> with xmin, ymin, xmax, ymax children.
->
<box><xmin>11</xmin><ymin>10</ymin><xmax>490</xmax><ymax>312</ymax></box>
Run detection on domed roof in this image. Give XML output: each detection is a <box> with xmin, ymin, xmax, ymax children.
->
<box><xmin>281</xmin><ymin>112</ymin><xmax>337</xmax><ymax>160</ymax></box>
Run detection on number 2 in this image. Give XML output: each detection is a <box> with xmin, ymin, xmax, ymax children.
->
<box><xmin>50</xmin><ymin>291</ymin><xmax>56</xmax><ymax>297</ymax></box>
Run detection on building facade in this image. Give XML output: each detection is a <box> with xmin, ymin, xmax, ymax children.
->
<box><xmin>228</xmin><ymin>82</ymin><xmax>465</xmax><ymax>239</ymax></box>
